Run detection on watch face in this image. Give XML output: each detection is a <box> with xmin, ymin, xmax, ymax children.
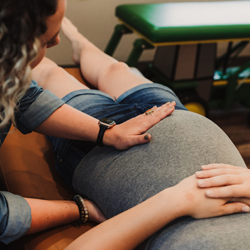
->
<box><xmin>99</xmin><ymin>118</ymin><xmax>116</xmax><ymax>127</ymax></box>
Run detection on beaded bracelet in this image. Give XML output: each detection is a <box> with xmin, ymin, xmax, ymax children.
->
<box><xmin>73</xmin><ymin>195</ymin><xmax>89</xmax><ymax>224</ymax></box>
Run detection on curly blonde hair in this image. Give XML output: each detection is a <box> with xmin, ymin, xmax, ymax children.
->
<box><xmin>0</xmin><ymin>0</ymin><xmax>57</xmax><ymax>130</ymax></box>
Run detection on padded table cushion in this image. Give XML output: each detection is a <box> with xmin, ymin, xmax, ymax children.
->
<box><xmin>116</xmin><ymin>1</ymin><xmax>250</xmax><ymax>43</ymax></box>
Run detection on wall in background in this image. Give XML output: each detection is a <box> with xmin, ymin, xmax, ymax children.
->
<box><xmin>45</xmin><ymin>0</ymin><xmax>250</xmax><ymax>65</ymax></box>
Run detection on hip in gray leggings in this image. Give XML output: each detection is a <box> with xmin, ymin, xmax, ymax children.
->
<box><xmin>73</xmin><ymin>110</ymin><xmax>250</xmax><ymax>250</ymax></box>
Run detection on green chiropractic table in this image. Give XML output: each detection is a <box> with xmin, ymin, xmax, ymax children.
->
<box><xmin>105</xmin><ymin>1</ymin><xmax>250</xmax><ymax>116</ymax></box>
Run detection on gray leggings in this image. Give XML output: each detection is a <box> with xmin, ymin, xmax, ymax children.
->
<box><xmin>73</xmin><ymin>110</ymin><xmax>250</xmax><ymax>249</ymax></box>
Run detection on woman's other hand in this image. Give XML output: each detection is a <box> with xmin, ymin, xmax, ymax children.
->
<box><xmin>195</xmin><ymin>164</ymin><xmax>250</xmax><ymax>201</ymax></box>
<box><xmin>174</xmin><ymin>174</ymin><xmax>250</xmax><ymax>219</ymax></box>
<box><xmin>104</xmin><ymin>101</ymin><xmax>176</xmax><ymax>150</ymax></box>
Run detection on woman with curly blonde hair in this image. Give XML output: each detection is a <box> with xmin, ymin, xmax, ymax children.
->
<box><xmin>1</xmin><ymin>0</ymin><xmax>250</xmax><ymax>249</ymax></box>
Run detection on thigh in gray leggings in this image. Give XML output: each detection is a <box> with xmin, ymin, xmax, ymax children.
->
<box><xmin>73</xmin><ymin>110</ymin><xmax>250</xmax><ymax>250</ymax></box>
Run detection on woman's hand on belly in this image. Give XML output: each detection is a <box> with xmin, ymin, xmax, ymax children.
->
<box><xmin>173</xmin><ymin>174</ymin><xmax>250</xmax><ymax>219</ymax></box>
<box><xmin>104</xmin><ymin>101</ymin><xmax>175</xmax><ymax>150</ymax></box>
<box><xmin>195</xmin><ymin>164</ymin><xmax>250</xmax><ymax>202</ymax></box>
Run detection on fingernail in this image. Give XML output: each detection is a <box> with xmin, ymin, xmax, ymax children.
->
<box><xmin>201</xmin><ymin>165</ymin><xmax>207</xmax><ymax>169</ymax></box>
<box><xmin>196</xmin><ymin>171</ymin><xmax>202</xmax><ymax>177</ymax></box>
<box><xmin>197</xmin><ymin>180</ymin><xmax>205</xmax><ymax>187</ymax></box>
<box><xmin>166</xmin><ymin>102</ymin><xmax>170</xmax><ymax>105</ymax></box>
<box><xmin>206</xmin><ymin>190</ymin><xmax>214</xmax><ymax>197</ymax></box>
<box><xmin>144</xmin><ymin>134</ymin><xmax>150</xmax><ymax>140</ymax></box>
<box><xmin>242</xmin><ymin>206</ymin><xmax>250</xmax><ymax>213</ymax></box>
<box><xmin>171</xmin><ymin>101</ymin><xmax>176</xmax><ymax>104</ymax></box>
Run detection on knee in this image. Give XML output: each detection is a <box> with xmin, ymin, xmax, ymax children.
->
<box><xmin>36</xmin><ymin>65</ymin><xmax>66</xmax><ymax>88</ymax></box>
<box><xmin>47</xmin><ymin>65</ymin><xmax>65</xmax><ymax>76</ymax></box>
<box><xmin>98</xmin><ymin>61</ymin><xmax>130</xmax><ymax>83</ymax></box>
<box><xmin>107</xmin><ymin>61</ymin><xmax>130</xmax><ymax>73</ymax></box>
<box><xmin>34</xmin><ymin>62</ymin><xmax>60</xmax><ymax>78</ymax></box>
<box><xmin>43</xmin><ymin>66</ymin><xmax>66</xmax><ymax>81</ymax></box>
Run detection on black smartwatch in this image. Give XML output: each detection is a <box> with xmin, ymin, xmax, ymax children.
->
<box><xmin>96</xmin><ymin>118</ymin><xmax>116</xmax><ymax>147</ymax></box>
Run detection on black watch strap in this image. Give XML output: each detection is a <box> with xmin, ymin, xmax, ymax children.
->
<box><xmin>96</xmin><ymin>124</ymin><xmax>108</xmax><ymax>147</ymax></box>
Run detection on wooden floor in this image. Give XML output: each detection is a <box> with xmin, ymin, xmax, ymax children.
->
<box><xmin>209</xmin><ymin>107</ymin><xmax>250</xmax><ymax>168</ymax></box>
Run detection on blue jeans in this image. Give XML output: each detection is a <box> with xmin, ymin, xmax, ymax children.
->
<box><xmin>48</xmin><ymin>83</ymin><xmax>187</xmax><ymax>186</ymax></box>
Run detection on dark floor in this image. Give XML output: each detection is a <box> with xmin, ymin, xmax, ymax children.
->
<box><xmin>209</xmin><ymin>106</ymin><xmax>250</xmax><ymax>168</ymax></box>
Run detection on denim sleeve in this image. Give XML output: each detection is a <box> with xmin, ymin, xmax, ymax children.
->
<box><xmin>0</xmin><ymin>191</ymin><xmax>31</xmax><ymax>244</ymax></box>
<box><xmin>15</xmin><ymin>80</ymin><xmax>65</xmax><ymax>134</ymax></box>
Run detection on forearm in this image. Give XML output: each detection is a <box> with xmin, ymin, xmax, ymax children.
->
<box><xmin>24</xmin><ymin>198</ymin><xmax>79</xmax><ymax>234</ymax></box>
<box><xmin>65</xmin><ymin>187</ymin><xmax>184</xmax><ymax>250</ymax></box>
<box><xmin>33</xmin><ymin>103</ymin><xmax>133</xmax><ymax>149</ymax></box>
<box><xmin>34</xmin><ymin>104</ymin><xmax>99</xmax><ymax>142</ymax></box>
